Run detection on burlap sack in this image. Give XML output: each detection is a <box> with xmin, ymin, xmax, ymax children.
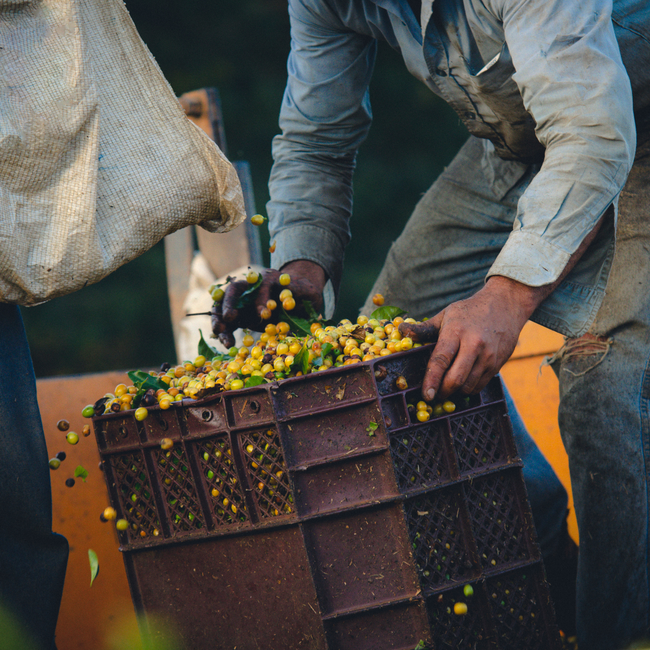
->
<box><xmin>0</xmin><ymin>0</ymin><xmax>245</xmax><ymax>305</ymax></box>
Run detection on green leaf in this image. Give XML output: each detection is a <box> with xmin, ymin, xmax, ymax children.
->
<box><xmin>127</xmin><ymin>370</ymin><xmax>168</xmax><ymax>393</ymax></box>
<box><xmin>293</xmin><ymin>344</ymin><xmax>310</xmax><ymax>375</ymax></box>
<box><xmin>414</xmin><ymin>641</ymin><xmax>427</xmax><ymax>650</ymax></box>
<box><xmin>74</xmin><ymin>465</ymin><xmax>89</xmax><ymax>482</ymax></box>
<box><xmin>280</xmin><ymin>309</ymin><xmax>312</xmax><ymax>336</ymax></box>
<box><xmin>313</xmin><ymin>341</ymin><xmax>334</xmax><ymax>368</ymax></box>
<box><xmin>198</xmin><ymin>329</ymin><xmax>217</xmax><ymax>359</ymax></box>
<box><xmin>370</xmin><ymin>305</ymin><xmax>407</xmax><ymax>321</ymax></box>
<box><xmin>235</xmin><ymin>274</ymin><xmax>264</xmax><ymax>309</ymax></box>
<box><xmin>244</xmin><ymin>375</ymin><xmax>265</xmax><ymax>388</ymax></box>
<box><xmin>366</xmin><ymin>421</ymin><xmax>379</xmax><ymax>437</ymax></box>
<box><xmin>88</xmin><ymin>549</ymin><xmax>99</xmax><ymax>587</ymax></box>
<box><xmin>131</xmin><ymin>387</ymin><xmax>146</xmax><ymax>409</ymax></box>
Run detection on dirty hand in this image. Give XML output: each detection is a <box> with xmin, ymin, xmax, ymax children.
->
<box><xmin>211</xmin><ymin>260</ymin><xmax>327</xmax><ymax>349</ymax></box>
<box><xmin>399</xmin><ymin>276</ymin><xmax>546</xmax><ymax>401</ymax></box>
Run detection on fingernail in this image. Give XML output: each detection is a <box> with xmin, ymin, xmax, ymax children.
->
<box><xmin>426</xmin><ymin>388</ymin><xmax>436</xmax><ymax>401</ymax></box>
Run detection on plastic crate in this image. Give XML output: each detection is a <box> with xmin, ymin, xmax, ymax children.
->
<box><xmin>94</xmin><ymin>345</ymin><xmax>561</xmax><ymax>650</ymax></box>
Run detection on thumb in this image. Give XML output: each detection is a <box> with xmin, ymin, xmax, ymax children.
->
<box><xmin>399</xmin><ymin>314</ymin><xmax>442</xmax><ymax>343</ymax></box>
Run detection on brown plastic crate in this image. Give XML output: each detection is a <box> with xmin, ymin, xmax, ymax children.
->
<box><xmin>94</xmin><ymin>345</ymin><xmax>562</xmax><ymax>650</ymax></box>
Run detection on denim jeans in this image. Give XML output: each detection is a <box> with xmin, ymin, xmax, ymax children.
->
<box><xmin>362</xmin><ymin>132</ymin><xmax>650</xmax><ymax>648</ymax></box>
<box><xmin>552</xmin><ymin>121</ymin><xmax>650</xmax><ymax>649</ymax></box>
<box><xmin>0</xmin><ymin>303</ymin><xmax>68</xmax><ymax>650</ymax></box>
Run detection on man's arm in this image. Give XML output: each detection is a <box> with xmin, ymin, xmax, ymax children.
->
<box><xmin>401</xmin><ymin>209</ymin><xmax>607</xmax><ymax>400</ymax></box>
<box><xmin>267</xmin><ymin>0</ymin><xmax>377</xmax><ymax>300</ymax></box>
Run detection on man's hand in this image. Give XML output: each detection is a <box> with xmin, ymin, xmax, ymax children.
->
<box><xmin>400</xmin><ymin>276</ymin><xmax>548</xmax><ymax>401</ymax></box>
<box><xmin>211</xmin><ymin>260</ymin><xmax>327</xmax><ymax>348</ymax></box>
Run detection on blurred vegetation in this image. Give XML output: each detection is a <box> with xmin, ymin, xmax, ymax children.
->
<box><xmin>22</xmin><ymin>0</ymin><xmax>467</xmax><ymax>377</ymax></box>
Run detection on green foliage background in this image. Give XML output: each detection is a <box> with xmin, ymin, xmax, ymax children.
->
<box><xmin>22</xmin><ymin>0</ymin><xmax>467</xmax><ymax>377</ymax></box>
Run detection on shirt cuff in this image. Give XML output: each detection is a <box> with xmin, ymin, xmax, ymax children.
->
<box><xmin>487</xmin><ymin>230</ymin><xmax>571</xmax><ymax>287</ymax></box>
<box><xmin>270</xmin><ymin>223</ymin><xmax>345</xmax><ymax>298</ymax></box>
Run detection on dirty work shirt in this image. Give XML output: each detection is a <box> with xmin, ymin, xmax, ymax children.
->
<box><xmin>267</xmin><ymin>0</ymin><xmax>648</xmax><ymax>337</ymax></box>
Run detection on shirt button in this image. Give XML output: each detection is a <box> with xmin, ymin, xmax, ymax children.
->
<box><xmin>435</xmin><ymin>68</ymin><xmax>447</xmax><ymax>76</ymax></box>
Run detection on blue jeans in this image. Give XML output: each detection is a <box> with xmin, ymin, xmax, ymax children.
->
<box><xmin>0</xmin><ymin>304</ymin><xmax>68</xmax><ymax>649</ymax></box>
<box><xmin>363</xmin><ymin>133</ymin><xmax>650</xmax><ymax>648</ymax></box>
<box><xmin>551</xmin><ymin>123</ymin><xmax>650</xmax><ymax>649</ymax></box>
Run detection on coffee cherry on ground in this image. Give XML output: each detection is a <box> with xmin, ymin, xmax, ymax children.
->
<box><xmin>66</xmin><ymin>432</ymin><xmax>79</xmax><ymax>445</ymax></box>
<box><xmin>56</xmin><ymin>451</ymin><xmax>67</xmax><ymax>461</ymax></box>
<box><xmin>103</xmin><ymin>507</ymin><xmax>117</xmax><ymax>521</ymax></box>
<box><xmin>454</xmin><ymin>602</ymin><xmax>468</xmax><ymax>616</ymax></box>
<box><xmin>463</xmin><ymin>584</ymin><xmax>474</xmax><ymax>598</ymax></box>
<box><xmin>49</xmin><ymin>458</ymin><xmax>61</xmax><ymax>470</ymax></box>
<box><xmin>82</xmin><ymin>405</ymin><xmax>95</xmax><ymax>418</ymax></box>
<box><xmin>115</xmin><ymin>519</ymin><xmax>128</xmax><ymax>531</ymax></box>
<box><xmin>82</xmin><ymin>425</ymin><xmax>91</xmax><ymax>437</ymax></box>
<box><xmin>134</xmin><ymin>407</ymin><xmax>148</xmax><ymax>421</ymax></box>
<box><xmin>395</xmin><ymin>376</ymin><xmax>408</xmax><ymax>391</ymax></box>
<box><xmin>279</xmin><ymin>273</ymin><xmax>291</xmax><ymax>286</ymax></box>
<box><xmin>65</xmin><ymin>478</ymin><xmax>75</xmax><ymax>488</ymax></box>
<box><xmin>372</xmin><ymin>293</ymin><xmax>385</xmax><ymax>306</ymax></box>
<box><xmin>57</xmin><ymin>419</ymin><xmax>70</xmax><ymax>432</ymax></box>
<box><xmin>160</xmin><ymin>438</ymin><xmax>174</xmax><ymax>450</ymax></box>
<box><xmin>250</xmin><ymin>214</ymin><xmax>266</xmax><ymax>226</ymax></box>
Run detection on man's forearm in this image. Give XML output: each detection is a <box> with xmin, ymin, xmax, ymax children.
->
<box><xmin>487</xmin><ymin>205</ymin><xmax>609</xmax><ymax>317</ymax></box>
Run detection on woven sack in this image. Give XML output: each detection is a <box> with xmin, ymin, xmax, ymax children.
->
<box><xmin>0</xmin><ymin>0</ymin><xmax>245</xmax><ymax>305</ymax></box>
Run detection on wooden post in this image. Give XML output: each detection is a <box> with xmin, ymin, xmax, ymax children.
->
<box><xmin>166</xmin><ymin>88</ymin><xmax>262</xmax><ymax>362</ymax></box>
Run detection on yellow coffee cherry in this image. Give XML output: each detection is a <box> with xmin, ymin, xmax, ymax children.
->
<box><xmin>103</xmin><ymin>507</ymin><xmax>117</xmax><ymax>521</ymax></box>
<box><xmin>211</xmin><ymin>286</ymin><xmax>225</xmax><ymax>302</ymax></box>
<box><xmin>454</xmin><ymin>602</ymin><xmax>468</xmax><ymax>616</ymax></box>
<box><xmin>443</xmin><ymin>400</ymin><xmax>456</xmax><ymax>413</ymax></box>
<box><xmin>279</xmin><ymin>273</ymin><xmax>291</xmax><ymax>286</ymax></box>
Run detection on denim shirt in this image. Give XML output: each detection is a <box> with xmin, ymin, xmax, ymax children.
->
<box><xmin>267</xmin><ymin>0</ymin><xmax>649</xmax><ymax>336</ymax></box>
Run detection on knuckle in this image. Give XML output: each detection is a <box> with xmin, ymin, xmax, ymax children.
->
<box><xmin>430</xmin><ymin>352</ymin><xmax>452</xmax><ymax>369</ymax></box>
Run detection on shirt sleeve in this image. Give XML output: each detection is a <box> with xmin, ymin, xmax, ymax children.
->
<box><xmin>267</xmin><ymin>0</ymin><xmax>377</xmax><ymax>298</ymax></box>
<box><xmin>486</xmin><ymin>0</ymin><xmax>635</xmax><ymax>287</ymax></box>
